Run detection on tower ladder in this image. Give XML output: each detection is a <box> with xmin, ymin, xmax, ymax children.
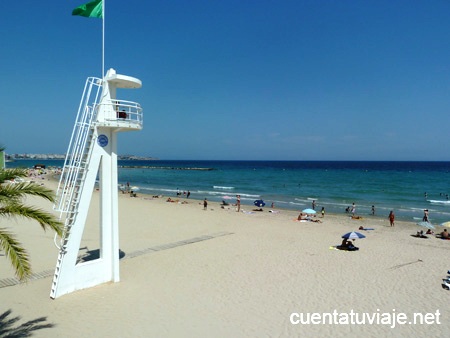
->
<box><xmin>50</xmin><ymin>77</ymin><xmax>102</xmax><ymax>298</ymax></box>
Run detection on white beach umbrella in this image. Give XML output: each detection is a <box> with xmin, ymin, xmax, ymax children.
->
<box><xmin>440</xmin><ymin>221</ymin><xmax>450</xmax><ymax>228</ymax></box>
<box><xmin>416</xmin><ymin>221</ymin><xmax>435</xmax><ymax>229</ymax></box>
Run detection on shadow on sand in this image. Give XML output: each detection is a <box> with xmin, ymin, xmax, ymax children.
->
<box><xmin>77</xmin><ymin>248</ymin><xmax>126</xmax><ymax>263</ymax></box>
<box><xmin>0</xmin><ymin>309</ymin><xmax>54</xmax><ymax>337</ymax></box>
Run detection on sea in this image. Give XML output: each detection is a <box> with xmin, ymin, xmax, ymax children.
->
<box><xmin>6</xmin><ymin>160</ymin><xmax>450</xmax><ymax>225</ymax></box>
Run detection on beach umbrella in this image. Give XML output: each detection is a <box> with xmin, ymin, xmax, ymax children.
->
<box><xmin>302</xmin><ymin>208</ymin><xmax>316</xmax><ymax>214</ymax></box>
<box><xmin>440</xmin><ymin>221</ymin><xmax>450</xmax><ymax>228</ymax></box>
<box><xmin>131</xmin><ymin>186</ymin><xmax>140</xmax><ymax>191</ymax></box>
<box><xmin>223</xmin><ymin>195</ymin><xmax>233</xmax><ymax>200</ymax></box>
<box><xmin>254</xmin><ymin>199</ymin><xmax>266</xmax><ymax>207</ymax></box>
<box><xmin>416</xmin><ymin>221</ymin><xmax>435</xmax><ymax>229</ymax></box>
<box><xmin>341</xmin><ymin>232</ymin><xmax>366</xmax><ymax>239</ymax></box>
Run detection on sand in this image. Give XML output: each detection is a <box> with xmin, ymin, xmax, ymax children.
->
<box><xmin>0</xmin><ymin>172</ymin><xmax>449</xmax><ymax>337</ymax></box>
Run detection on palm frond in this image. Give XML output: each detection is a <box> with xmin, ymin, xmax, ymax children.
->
<box><xmin>0</xmin><ymin>181</ymin><xmax>57</xmax><ymax>204</ymax></box>
<box><xmin>0</xmin><ymin>168</ymin><xmax>28</xmax><ymax>184</ymax></box>
<box><xmin>0</xmin><ymin>166</ymin><xmax>62</xmax><ymax>281</ymax></box>
<box><xmin>0</xmin><ymin>204</ymin><xmax>63</xmax><ymax>237</ymax></box>
<box><xmin>0</xmin><ymin>228</ymin><xmax>31</xmax><ymax>281</ymax></box>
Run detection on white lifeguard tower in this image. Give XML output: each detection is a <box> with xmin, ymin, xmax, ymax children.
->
<box><xmin>50</xmin><ymin>68</ymin><xmax>143</xmax><ymax>299</ymax></box>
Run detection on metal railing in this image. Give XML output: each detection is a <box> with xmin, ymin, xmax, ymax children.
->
<box><xmin>97</xmin><ymin>99</ymin><xmax>143</xmax><ymax>128</ymax></box>
<box><xmin>54</xmin><ymin>77</ymin><xmax>102</xmax><ymax>215</ymax></box>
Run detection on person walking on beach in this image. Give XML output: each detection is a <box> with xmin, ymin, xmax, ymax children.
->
<box><xmin>321</xmin><ymin>207</ymin><xmax>325</xmax><ymax>218</ymax></box>
<box><xmin>203</xmin><ymin>198</ymin><xmax>208</xmax><ymax>210</ymax></box>
<box><xmin>312</xmin><ymin>200</ymin><xmax>316</xmax><ymax>210</ymax></box>
<box><xmin>423</xmin><ymin>209</ymin><xmax>429</xmax><ymax>222</ymax></box>
<box><xmin>187</xmin><ymin>191</ymin><xmax>190</xmax><ymax>199</ymax></box>
<box><xmin>388</xmin><ymin>210</ymin><xmax>395</xmax><ymax>227</ymax></box>
<box><xmin>236</xmin><ymin>195</ymin><xmax>241</xmax><ymax>212</ymax></box>
<box><xmin>351</xmin><ymin>203</ymin><xmax>356</xmax><ymax>216</ymax></box>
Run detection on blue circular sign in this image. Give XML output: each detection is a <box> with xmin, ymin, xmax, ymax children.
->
<box><xmin>97</xmin><ymin>134</ymin><xmax>109</xmax><ymax>147</ymax></box>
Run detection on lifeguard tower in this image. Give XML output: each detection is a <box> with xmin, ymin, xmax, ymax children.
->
<box><xmin>50</xmin><ymin>68</ymin><xmax>143</xmax><ymax>299</ymax></box>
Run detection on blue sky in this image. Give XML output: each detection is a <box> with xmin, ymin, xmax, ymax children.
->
<box><xmin>1</xmin><ymin>0</ymin><xmax>450</xmax><ymax>160</ymax></box>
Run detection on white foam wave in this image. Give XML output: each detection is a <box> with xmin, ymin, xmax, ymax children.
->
<box><xmin>213</xmin><ymin>186</ymin><xmax>235</xmax><ymax>190</ymax></box>
<box><xmin>429</xmin><ymin>200</ymin><xmax>450</xmax><ymax>205</ymax></box>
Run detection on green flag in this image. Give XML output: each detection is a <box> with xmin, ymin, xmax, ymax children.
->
<box><xmin>72</xmin><ymin>0</ymin><xmax>103</xmax><ymax>18</ymax></box>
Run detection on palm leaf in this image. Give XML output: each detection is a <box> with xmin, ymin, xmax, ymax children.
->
<box><xmin>0</xmin><ymin>204</ymin><xmax>63</xmax><ymax>237</ymax></box>
<box><xmin>0</xmin><ymin>167</ymin><xmax>63</xmax><ymax>281</ymax></box>
<box><xmin>0</xmin><ymin>228</ymin><xmax>31</xmax><ymax>280</ymax></box>
<box><xmin>0</xmin><ymin>182</ymin><xmax>57</xmax><ymax>205</ymax></box>
<box><xmin>0</xmin><ymin>168</ymin><xmax>28</xmax><ymax>184</ymax></box>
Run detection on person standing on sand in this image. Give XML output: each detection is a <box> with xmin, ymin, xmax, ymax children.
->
<box><xmin>203</xmin><ymin>198</ymin><xmax>208</xmax><ymax>210</ymax></box>
<box><xmin>371</xmin><ymin>205</ymin><xmax>375</xmax><ymax>216</ymax></box>
<box><xmin>388</xmin><ymin>210</ymin><xmax>395</xmax><ymax>226</ymax></box>
<box><xmin>321</xmin><ymin>207</ymin><xmax>325</xmax><ymax>218</ymax></box>
<box><xmin>351</xmin><ymin>203</ymin><xmax>356</xmax><ymax>216</ymax></box>
<box><xmin>236</xmin><ymin>195</ymin><xmax>241</xmax><ymax>212</ymax></box>
<box><xmin>312</xmin><ymin>200</ymin><xmax>316</xmax><ymax>210</ymax></box>
<box><xmin>423</xmin><ymin>209</ymin><xmax>429</xmax><ymax>222</ymax></box>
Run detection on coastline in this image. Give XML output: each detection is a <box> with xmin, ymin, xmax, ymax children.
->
<box><xmin>0</xmin><ymin>171</ymin><xmax>449</xmax><ymax>337</ymax></box>
<box><xmin>8</xmin><ymin>160</ymin><xmax>450</xmax><ymax>225</ymax></box>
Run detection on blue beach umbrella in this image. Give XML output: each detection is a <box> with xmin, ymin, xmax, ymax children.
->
<box><xmin>342</xmin><ymin>232</ymin><xmax>366</xmax><ymax>239</ymax></box>
<box><xmin>254</xmin><ymin>199</ymin><xmax>266</xmax><ymax>207</ymax></box>
<box><xmin>302</xmin><ymin>208</ymin><xmax>316</xmax><ymax>214</ymax></box>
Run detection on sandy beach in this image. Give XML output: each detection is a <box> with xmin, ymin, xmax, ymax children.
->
<box><xmin>1</xmin><ymin>172</ymin><xmax>449</xmax><ymax>337</ymax></box>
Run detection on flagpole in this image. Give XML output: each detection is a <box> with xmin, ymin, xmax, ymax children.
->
<box><xmin>102</xmin><ymin>0</ymin><xmax>105</xmax><ymax>79</ymax></box>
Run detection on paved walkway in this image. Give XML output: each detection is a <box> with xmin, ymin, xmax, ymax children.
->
<box><xmin>0</xmin><ymin>231</ymin><xmax>233</xmax><ymax>289</ymax></box>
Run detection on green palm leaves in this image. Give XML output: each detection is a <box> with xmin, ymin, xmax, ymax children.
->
<box><xmin>0</xmin><ymin>167</ymin><xmax>63</xmax><ymax>281</ymax></box>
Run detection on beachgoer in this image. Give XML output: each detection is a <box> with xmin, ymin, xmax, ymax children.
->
<box><xmin>203</xmin><ymin>198</ymin><xmax>208</xmax><ymax>210</ymax></box>
<box><xmin>441</xmin><ymin>229</ymin><xmax>449</xmax><ymax>239</ymax></box>
<box><xmin>341</xmin><ymin>238</ymin><xmax>353</xmax><ymax>248</ymax></box>
<box><xmin>312</xmin><ymin>200</ymin><xmax>316</xmax><ymax>210</ymax></box>
<box><xmin>345</xmin><ymin>206</ymin><xmax>350</xmax><ymax>213</ymax></box>
<box><xmin>423</xmin><ymin>209</ymin><xmax>429</xmax><ymax>222</ymax></box>
<box><xmin>236</xmin><ymin>195</ymin><xmax>241</xmax><ymax>212</ymax></box>
<box><xmin>371</xmin><ymin>205</ymin><xmax>375</xmax><ymax>216</ymax></box>
<box><xmin>297</xmin><ymin>212</ymin><xmax>307</xmax><ymax>221</ymax></box>
<box><xmin>321</xmin><ymin>207</ymin><xmax>325</xmax><ymax>218</ymax></box>
<box><xmin>388</xmin><ymin>211</ymin><xmax>395</xmax><ymax>227</ymax></box>
<box><xmin>351</xmin><ymin>203</ymin><xmax>356</xmax><ymax>216</ymax></box>
<box><xmin>187</xmin><ymin>191</ymin><xmax>190</xmax><ymax>199</ymax></box>
<box><xmin>426</xmin><ymin>229</ymin><xmax>434</xmax><ymax>235</ymax></box>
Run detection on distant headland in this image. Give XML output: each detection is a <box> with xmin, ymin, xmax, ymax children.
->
<box><xmin>5</xmin><ymin>154</ymin><xmax>158</xmax><ymax>161</ymax></box>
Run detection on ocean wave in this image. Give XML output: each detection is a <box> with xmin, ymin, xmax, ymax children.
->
<box><xmin>198</xmin><ymin>190</ymin><xmax>260</xmax><ymax>198</ymax></box>
<box><xmin>213</xmin><ymin>186</ymin><xmax>235</xmax><ymax>190</ymax></box>
<box><xmin>428</xmin><ymin>200</ymin><xmax>450</xmax><ymax>205</ymax></box>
